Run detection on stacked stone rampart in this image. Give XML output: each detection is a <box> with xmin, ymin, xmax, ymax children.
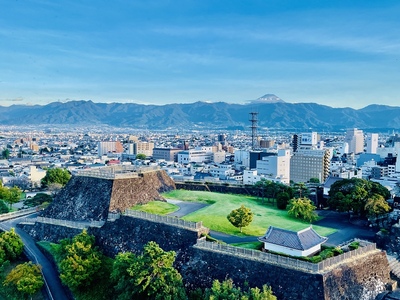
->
<box><xmin>20</xmin><ymin>214</ymin><xmax>392</xmax><ymax>300</ymax></box>
<box><xmin>43</xmin><ymin>170</ymin><xmax>175</xmax><ymax>221</ymax></box>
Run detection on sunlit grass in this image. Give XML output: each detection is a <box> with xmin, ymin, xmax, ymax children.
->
<box><xmin>131</xmin><ymin>200</ymin><xmax>179</xmax><ymax>215</ymax></box>
<box><xmin>162</xmin><ymin>190</ymin><xmax>336</xmax><ymax>237</ymax></box>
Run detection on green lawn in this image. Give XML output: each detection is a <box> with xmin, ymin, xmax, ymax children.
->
<box><xmin>162</xmin><ymin>190</ymin><xmax>336</xmax><ymax>237</ymax></box>
<box><xmin>131</xmin><ymin>200</ymin><xmax>179</xmax><ymax>215</ymax></box>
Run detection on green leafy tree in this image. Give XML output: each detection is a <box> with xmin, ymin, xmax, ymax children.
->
<box><xmin>136</xmin><ymin>153</ymin><xmax>147</xmax><ymax>160</ymax></box>
<box><xmin>3</xmin><ymin>262</ymin><xmax>44</xmax><ymax>299</ymax></box>
<box><xmin>276</xmin><ymin>192</ymin><xmax>290</xmax><ymax>210</ymax></box>
<box><xmin>328</xmin><ymin>178</ymin><xmax>390</xmax><ymax>216</ymax></box>
<box><xmin>58</xmin><ymin>230</ymin><xmax>103</xmax><ymax>291</ymax></box>
<box><xmin>1</xmin><ymin>148</ymin><xmax>10</xmax><ymax>159</ymax></box>
<box><xmin>112</xmin><ymin>241</ymin><xmax>186</xmax><ymax>300</ymax></box>
<box><xmin>0</xmin><ymin>200</ymin><xmax>9</xmax><ymax>214</ymax></box>
<box><xmin>41</xmin><ymin>168</ymin><xmax>71</xmax><ymax>188</ymax></box>
<box><xmin>0</xmin><ymin>228</ymin><xmax>24</xmax><ymax>265</ymax></box>
<box><xmin>204</xmin><ymin>279</ymin><xmax>276</xmax><ymax>300</ymax></box>
<box><xmin>0</xmin><ymin>186</ymin><xmax>22</xmax><ymax>209</ymax></box>
<box><xmin>293</xmin><ymin>182</ymin><xmax>309</xmax><ymax>198</ymax></box>
<box><xmin>287</xmin><ymin>198</ymin><xmax>318</xmax><ymax>223</ymax></box>
<box><xmin>365</xmin><ymin>194</ymin><xmax>391</xmax><ymax>218</ymax></box>
<box><xmin>23</xmin><ymin>193</ymin><xmax>53</xmax><ymax>207</ymax></box>
<box><xmin>309</xmin><ymin>177</ymin><xmax>320</xmax><ymax>184</ymax></box>
<box><xmin>227</xmin><ymin>205</ymin><xmax>254</xmax><ymax>233</ymax></box>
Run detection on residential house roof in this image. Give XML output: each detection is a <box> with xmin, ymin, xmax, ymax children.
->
<box><xmin>258</xmin><ymin>226</ymin><xmax>327</xmax><ymax>250</ymax></box>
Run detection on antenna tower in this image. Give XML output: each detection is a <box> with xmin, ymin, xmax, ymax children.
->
<box><xmin>249</xmin><ymin>112</ymin><xmax>258</xmax><ymax>150</ymax></box>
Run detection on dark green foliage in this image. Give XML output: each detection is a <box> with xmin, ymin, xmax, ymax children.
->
<box><xmin>0</xmin><ymin>186</ymin><xmax>22</xmax><ymax>209</ymax></box>
<box><xmin>349</xmin><ymin>241</ymin><xmax>360</xmax><ymax>250</ymax></box>
<box><xmin>202</xmin><ymin>278</ymin><xmax>277</xmax><ymax>300</ymax></box>
<box><xmin>23</xmin><ymin>193</ymin><xmax>52</xmax><ymax>207</ymax></box>
<box><xmin>254</xmin><ymin>180</ymin><xmax>293</xmax><ymax>204</ymax></box>
<box><xmin>111</xmin><ymin>241</ymin><xmax>186</xmax><ymax>300</ymax></box>
<box><xmin>328</xmin><ymin>178</ymin><xmax>390</xmax><ymax>216</ymax></box>
<box><xmin>276</xmin><ymin>192</ymin><xmax>290</xmax><ymax>210</ymax></box>
<box><xmin>1</xmin><ymin>148</ymin><xmax>10</xmax><ymax>159</ymax></box>
<box><xmin>136</xmin><ymin>153</ymin><xmax>146</xmax><ymax>160</ymax></box>
<box><xmin>41</xmin><ymin>168</ymin><xmax>71</xmax><ymax>188</ymax></box>
<box><xmin>309</xmin><ymin>178</ymin><xmax>320</xmax><ymax>184</ymax></box>
<box><xmin>0</xmin><ymin>200</ymin><xmax>9</xmax><ymax>214</ymax></box>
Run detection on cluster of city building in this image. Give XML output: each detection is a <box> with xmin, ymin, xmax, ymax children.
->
<box><xmin>0</xmin><ymin>126</ymin><xmax>399</xmax><ymax>200</ymax></box>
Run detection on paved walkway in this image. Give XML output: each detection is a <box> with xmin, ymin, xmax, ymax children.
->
<box><xmin>166</xmin><ymin>199</ymin><xmax>208</xmax><ymax>217</ymax></box>
<box><xmin>315</xmin><ymin>210</ymin><xmax>377</xmax><ymax>246</ymax></box>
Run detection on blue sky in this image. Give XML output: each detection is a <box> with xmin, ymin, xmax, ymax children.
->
<box><xmin>1</xmin><ymin>0</ymin><xmax>399</xmax><ymax>108</ymax></box>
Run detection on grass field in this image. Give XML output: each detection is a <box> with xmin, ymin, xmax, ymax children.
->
<box><xmin>131</xmin><ymin>201</ymin><xmax>179</xmax><ymax>215</ymax></box>
<box><xmin>162</xmin><ymin>190</ymin><xmax>336</xmax><ymax>237</ymax></box>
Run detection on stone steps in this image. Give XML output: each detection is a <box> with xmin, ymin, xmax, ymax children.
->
<box><xmin>387</xmin><ymin>254</ymin><xmax>400</xmax><ymax>280</ymax></box>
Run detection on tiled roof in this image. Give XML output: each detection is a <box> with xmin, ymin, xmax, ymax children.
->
<box><xmin>258</xmin><ymin>226</ymin><xmax>327</xmax><ymax>250</ymax></box>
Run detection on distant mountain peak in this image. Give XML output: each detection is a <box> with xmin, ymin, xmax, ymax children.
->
<box><xmin>250</xmin><ymin>94</ymin><xmax>285</xmax><ymax>104</ymax></box>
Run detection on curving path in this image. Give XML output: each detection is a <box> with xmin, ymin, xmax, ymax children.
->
<box><xmin>167</xmin><ymin>199</ymin><xmax>376</xmax><ymax>246</ymax></box>
<box><xmin>0</xmin><ymin>213</ymin><xmax>71</xmax><ymax>300</ymax></box>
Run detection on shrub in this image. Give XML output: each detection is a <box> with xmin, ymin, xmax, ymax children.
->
<box><xmin>332</xmin><ymin>247</ymin><xmax>344</xmax><ymax>255</ymax></box>
<box><xmin>319</xmin><ymin>249</ymin><xmax>334</xmax><ymax>259</ymax></box>
<box><xmin>349</xmin><ymin>241</ymin><xmax>360</xmax><ymax>250</ymax></box>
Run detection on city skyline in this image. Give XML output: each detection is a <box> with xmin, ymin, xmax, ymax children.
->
<box><xmin>1</xmin><ymin>1</ymin><xmax>400</xmax><ymax>108</ymax></box>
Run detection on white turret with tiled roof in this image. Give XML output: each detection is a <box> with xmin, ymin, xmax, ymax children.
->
<box><xmin>258</xmin><ymin>226</ymin><xmax>328</xmax><ymax>257</ymax></box>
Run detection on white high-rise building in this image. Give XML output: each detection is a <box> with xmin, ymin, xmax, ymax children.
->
<box><xmin>256</xmin><ymin>149</ymin><xmax>291</xmax><ymax>184</ymax></box>
<box><xmin>290</xmin><ymin>148</ymin><xmax>332</xmax><ymax>183</ymax></box>
<box><xmin>344</xmin><ymin>128</ymin><xmax>364</xmax><ymax>154</ymax></box>
<box><xmin>366</xmin><ymin>133</ymin><xmax>379</xmax><ymax>154</ymax></box>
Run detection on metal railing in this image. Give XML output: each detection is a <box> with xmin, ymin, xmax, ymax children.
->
<box><xmin>36</xmin><ymin>216</ymin><xmax>105</xmax><ymax>229</ymax></box>
<box><xmin>75</xmin><ymin>165</ymin><xmax>160</xmax><ymax>179</ymax></box>
<box><xmin>194</xmin><ymin>239</ymin><xmax>377</xmax><ymax>273</ymax></box>
<box><xmin>124</xmin><ymin>209</ymin><xmax>203</xmax><ymax>230</ymax></box>
<box><xmin>0</xmin><ymin>207</ymin><xmax>38</xmax><ymax>221</ymax></box>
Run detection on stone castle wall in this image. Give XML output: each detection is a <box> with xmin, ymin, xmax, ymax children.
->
<box><xmin>42</xmin><ymin>170</ymin><xmax>175</xmax><ymax>221</ymax></box>
<box><xmin>21</xmin><ymin>215</ymin><xmax>391</xmax><ymax>300</ymax></box>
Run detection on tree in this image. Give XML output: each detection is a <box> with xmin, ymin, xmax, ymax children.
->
<box><xmin>41</xmin><ymin>168</ymin><xmax>71</xmax><ymax>188</ymax></box>
<box><xmin>227</xmin><ymin>205</ymin><xmax>254</xmax><ymax>233</ymax></box>
<box><xmin>0</xmin><ymin>186</ymin><xmax>22</xmax><ymax>209</ymax></box>
<box><xmin>328</xmin><ymin>178</ymin><xmax>390</xmax><ymax>217</ymax></box>
<box><xmin>136</xmin><ymin>153</ymin><xmax>146</xmax><ymax>160</ymax></box>
<box><xmin>3</xmin><ymin>262</ymin><xmax>44</xmax><ymax>299</ymax></box>
<box><xmin>365</xmin><ymin>194</ymin><xmax>391</xmax><ymax>218</ymax></box>
<box><xmin>203</xmin><ymin>278</ymin><xmax>276</xmax><ymax>300</ymax></box>
<box><xmin>276</xmin><ymin>192</ymin><xmax>290</xmax><ymax>210</ymax></box>
<box><xmin>58</xmin><ymin>230</ymin><xmax>103</xmax><ymax>291</ymax></box>
<box><xmin>0</xmin><ymin>200</ymin><xmax>9</xmax><ymax>214</ymax></box>
<box><xmin>1</xmin><ymin>148</ymin><xmax>10</xmax><ymax>159</ymax></box>
<box><xmin>0</xmin><ymin>228</ymin><xmax>24</xmax><ymax>265</ymax></box>
<box><xmin>23</xmin><ymin>193</ymin><xmax>52</xmax><ymax>207</ymax></box>
<box><xmin>309</xmin><ymin>177</ymin><xmax>320</xmax><ymax>184</ymax></box>
<box><xmin>293</xmin><ymin>182</ymin><xmax>309</xmax><ymax>198</ymax></box>
<box><xmin>112</xmin><ymin>241</ymin><xmax>186</xmax><ymax>300</ymax></box>
<box><xmin>47</xmin><ymin>182</ymin><xmax>63</xmax><ymax>197</ymax></box>
<box><xmin>287</xmin><ymin>198</ymin><xmax>318</xmax><ymax>223</ymax></box>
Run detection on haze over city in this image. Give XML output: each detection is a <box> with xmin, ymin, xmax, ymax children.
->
<box><xmin>1</xmin><ymin>0</ymin><xmax>400</xmax><ymax>108</ymax></box>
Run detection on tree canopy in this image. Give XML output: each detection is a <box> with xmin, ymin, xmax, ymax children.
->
<box><xmin>23</xmin><ymin>193</ymin><xmax>53</xmax><ymax>207</ymax></box>
<box><xmin>227</xmin><ymin>205</ymin><xmax>254</xmax><ymax>233</ymax></box>
<box><xmin>287</xmin><ymin>197</ymin><xmax>318</xmax><ymax>223</ymax></box>
<box><xmin>0</xmin><ymin>185</ymin><xmax>22</xmax><ymax>209</ymax></box>
<box><xmin>136</xmin><ymin>153</ymin><xmax>147</xmax><ymax>160</ymax></box>
<box><xmin>0</xmin><ymin>228</ymin><xmax>24</xmax><ymax>265</ymax></box>
<box><xmin>203</xmin><ymin>278</ymin><xmax>276</xmax><ymax>300</ymax></box>
<box><xmin>3</xmin><ymin>262</ymin><xmax>44</xmax><ymax>298</ymax></box>
<box><xmin>41</xmin><ymin>168</ymin><xmax>71</xmax><ymax>188</ymax></box>
<box><xmin>365</xmin><ymin>194</ymin><xmax>391</xmax><ymax>218</ymax></box>
<box><xmin>328</xmin><ymin>178</ymin><xmax>391</xmax><ymax>216</ymax></box>
<box><xmin>58</xmin><ymin>230</ymin><xmax>103</xmax><ymax>291</ymax></box>
<box><xmin>112</xmin><ymin>241</ymin><xmax>186</xmax><ymax>300</ymax></box>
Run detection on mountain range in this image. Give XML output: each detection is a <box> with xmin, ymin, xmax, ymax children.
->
<box><xmin>0</xmin><ymin>94</ymin><xmax>399</xmax><ymax>131</ymax></box>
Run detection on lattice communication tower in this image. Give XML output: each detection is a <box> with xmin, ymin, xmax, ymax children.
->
<box><xmin>249</xmin><ymin>112</ymin><xmax>258</xmax><ymax>150</ymax></box>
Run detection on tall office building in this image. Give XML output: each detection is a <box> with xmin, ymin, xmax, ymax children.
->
<box><xmin>292</xmin><ymin>134</ymin><xmax>299</xmax><ymax>153</ymax></box>
<box><xmin>366</xmin><ymin>133</ymin><xmax>378</xmax><ymax>154</ymax></box>
<box><xmin>98</xmin><ymin>141</ymin><xmax>124</xmax><ymax>157</ymax></box>
<box><xmin>256</xmin><ymin>149</ymin><xmax>291</xmax><ymax>184</ymax></box>
<box><xmin>290</xmin><ymin>149</ymin><xmax>331</xmax><ymax>183</ymax></box>
<box><xmin>344</xmin><ymin>128</ymin><xmax>364</xmax><ymax>154</ymax></box>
